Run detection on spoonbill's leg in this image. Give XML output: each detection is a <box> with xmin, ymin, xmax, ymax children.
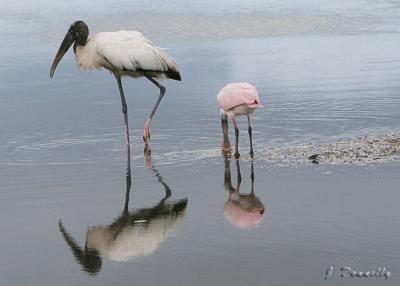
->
<box><xmin>247</xmin><ymin>114</ymin><xmax>254</xmax><ymax>158</ymax></box>
<box><xmin>223</xmin><ymin>158</ymin><xmax>239</xmax><ymax>194</ymax></box>
<box><xmin>250</xmin><ymin>161</ymin><xmax>255</xmax><ymax>194</ymax></box>
<box><xmin>144</xmin><ymin>76</ymin><xmax>166</xmax><ymax>155</ymax></box>
<box><xmin>220</xmin><ymin>111</ymin><xmax>232</xmax><ymax>154</ymax></box>
<box><xmin>235</xmin><ymin>159</ymin><xmax>242</xmax><ymax>188</ymax></box>
<box><xmin>115</xmin><ymin>75</ymin><xmax>130</xmax><ymax>147</ymax></box>
<box><xmin>231</xmin><ymin>116</ymin><xmax>240</xmax><ymax>159</ymax></box>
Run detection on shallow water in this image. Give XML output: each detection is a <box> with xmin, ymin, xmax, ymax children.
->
<box><xmin>1</xmin><ymin>156</ymin><xmax>400</xmax><ymax>286</ymax></box>
<box><xmin>1</xmin><ymin>1</ymin><xmax>400</xmax><ymax>285</ymax></box>
<box><xmin>1</xmin><ymin>34</ymin><xmax>400</xmax><ymax>167</ymax></box>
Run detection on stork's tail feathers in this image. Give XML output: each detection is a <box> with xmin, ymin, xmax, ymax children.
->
<box><xmin>167</xmin><ymin>71</ymin><xmax>181</xmax><ymax>81</ymax></box>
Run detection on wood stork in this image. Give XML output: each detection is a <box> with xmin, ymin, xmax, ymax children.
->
<box><xmin>217</xmin><ymin>82</ymin><xmax>261</xmax><ymax>158</ymax></box>
<box><xmin>58</xmin><ymin>155</ymin><xmax>187</xmax><ymax>275</ymax></box>
<box><xmin>50</xmin><ymin>20</ymin><xmax>181</xmax><ymax>154</ymax></box>
<box><xmin>223</xmin><ymin>159</ymin><xmax>265</xmax><ymax>229</ymax></box>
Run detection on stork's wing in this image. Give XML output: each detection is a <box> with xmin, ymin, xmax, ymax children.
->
<box><xmin>95</xmin><ymin>31</ymin><xmax>180</xmax><ymax>80</ymax></box>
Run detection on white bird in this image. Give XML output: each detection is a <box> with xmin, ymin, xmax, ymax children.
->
<box><xmin>50</xmin><ymin>20</ymin><xmax>181</xmax><ymax>154</ymax></box>
<box><xmin>58</xmin><ymin>159</ymin><xmax>187</xmax><ymax>275</ymax></box>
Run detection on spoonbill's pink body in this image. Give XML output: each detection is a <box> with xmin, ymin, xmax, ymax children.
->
<box><xmin>223</xmin><ymin>159</ymin><xmax>265</xmax><ymax>229</ymax></box>
<box><xmin>217</xmin><ymin>83</ymin><xmax>261</xmax><ymax>158</ymax></box>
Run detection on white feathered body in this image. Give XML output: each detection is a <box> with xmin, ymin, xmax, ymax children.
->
<box><xmin>75</xmin><ymin>30</ymin><xmax>180</xmax><ymax>79</ymax></box>
<box><xmin>86</xmin><ymin>213</ymin><xmax>185</xmax><ymax>262</ymax></box>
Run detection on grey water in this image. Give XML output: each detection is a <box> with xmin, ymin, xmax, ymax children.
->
<box><xmin>1</xmin><ymin>1</ymin><xmax>400</xmax><ymax>285</ymax></box>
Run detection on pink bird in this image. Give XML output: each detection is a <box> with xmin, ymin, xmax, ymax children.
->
<box><xmin>217</xmin><ymin>82</ymin><xmax>261</xmax><ymax>158</ymax></box>
<box><xmin>223</xmin><ymin>159</ymin><xmax>265</xmax><ymax>229</ymax></box>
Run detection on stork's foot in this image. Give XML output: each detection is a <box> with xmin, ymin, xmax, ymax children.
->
<box><xmin>144</xmin><ymin>144</ymin><xmax>151</xmax><ymax>157</ymax></box>
<box><xmin>124</xmin><ymin>126</ymin><xmax>131</xmax><ymax>146</ymax></box>
<box><xmin>125</xmin><ymin>143</ymin><xmax>131</xmax><ymax>158</ymax></box>
<box><xmin>143</xmin><ymin>119</ymin><xmax>151</xmax><ymax>139</ymax></box>
<box><xmin>143</xmin><ymin>118</ymin><xmax>151</xmax><ymax>152</ymax></box>
<box><xmin>145</xmin><ymin>153</ymin><xmax>152</xmax><ymax>168</ymax></box>
<box><xmin>143</xmin><ymin>137</ymin><xmax>151</xmax><ymax>157</ymax></box>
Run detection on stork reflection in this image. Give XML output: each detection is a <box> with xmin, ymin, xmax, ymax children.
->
<box><xmin>58</xmin><ymin>154</ymin><xmax>188</xmax><ymax>275</ymax></box>
<box><xmin>223</xmin><ymin>159</ymin><xmax>265</xmax><ymax>229</ymax></box>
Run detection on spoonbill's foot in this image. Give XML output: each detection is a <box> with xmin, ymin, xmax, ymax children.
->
<box><xmin>234</xmin><ymin>152</ymin><xmax>240</xmax><ymax>159</ymax></box>
<box><xmin>221</xmin><ymin>149</ymin><xmax>232</xmax><ymax>159</ymax></box>
<box><xmin>250</xmin><ymin>150</ymin><xmax>254</xmax><ymax>158</ymax></box>
<box><xmin>221</xmin><ymin>143</ymin><xmax>232</xmax><ymax>159</ymax></box>
<box><xmin>221</xmin><ymin>143</ymin><xmax>233</xmax><ymax>152</ymax></box>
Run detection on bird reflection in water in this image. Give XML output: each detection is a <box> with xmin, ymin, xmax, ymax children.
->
<box><xmin>223</xmin><ymin>158</ymin><xmax>265</xmax><ymax>229</ymax></box>
<box><xmin>58</xmin><ymin>153</ymin><xmax>188</xmax><ymax>275</ymax></box>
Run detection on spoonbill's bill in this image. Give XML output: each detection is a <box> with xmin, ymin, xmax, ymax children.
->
<box><xmin>50</xmin><ymin>20</ymin><xmax>181</xmax><ymax>154</ymax></box>
<box><xmin>217</xmin><ymin>83</ymin><xmax>261</xmax><ymax>158</ymax></box>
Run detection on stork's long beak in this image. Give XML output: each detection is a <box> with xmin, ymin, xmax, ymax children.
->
<box><xmin>50</xmin><ymin>30</ymin><xmax>75</xmax><ymax>78</ymax></box>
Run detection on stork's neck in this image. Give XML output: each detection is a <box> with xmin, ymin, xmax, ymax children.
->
<box><xmin>73</xmin><ymin>30</ymin><xmax>89</xmax><ymax>54</ymax></box>
<box><xmin>74</xmin><ymin>38</ymin><xmax>103</xmax><ymax>71</ymax></box>
<box><xmin>73</xmin><ymin>37</ymin><xmax>88</xmax><ymax>54</ymax></box>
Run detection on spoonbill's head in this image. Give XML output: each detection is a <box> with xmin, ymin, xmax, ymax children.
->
<box><xmin>223</xmin><ymin>199</ymin><xmax>265</xmax><ymax>229</ymax></box>
<box><xmin>50</xmin><ymin>20</ymin><xmax>89</xmax><ymax>78</ymax></box>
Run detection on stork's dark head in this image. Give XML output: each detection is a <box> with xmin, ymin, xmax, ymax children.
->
<box><xmin>70</xmin><ymin>20</ymin><xmax>89</xmax><ymax>49</ymax></box>
<box><xmin>50</xmin><ymin>20</ymin><xmax>89</xmax><ymax>78</ymax></box>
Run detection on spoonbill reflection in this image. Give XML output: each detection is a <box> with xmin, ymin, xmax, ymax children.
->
<box><xmin>223</xmin><ymin>159</ymin><xmax>265</xmax><ymax>229</ymax></box>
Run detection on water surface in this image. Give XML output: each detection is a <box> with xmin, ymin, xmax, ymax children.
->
<box><xmin>1</xmin><ymin>1</ymin><xmax>400</xmax><ymax>285</ymax></box>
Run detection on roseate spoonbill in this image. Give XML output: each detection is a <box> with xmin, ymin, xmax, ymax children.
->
<box><xmin>50</xmin><ymin>20</ymin><xmax>181</xmax><ymax>154</ymax></box>
<box><xmin>217</xmin><ymin>82</ymin><xmax>261</xmax><ymax>158</ymax></box>
<box><xmin>223</xmin><ymin>159</ymin><xmax>265</xmax><ymax>229</ymax></box>
<box><xmin>58</xmin><ymin>155</ymin><xmax>187</xmax><ymax>274</ymax></box>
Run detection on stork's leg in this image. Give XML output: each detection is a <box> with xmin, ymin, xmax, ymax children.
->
<box><xmin>247</xmin><ymin>114</ymin><xmax>254</xmax><ymax>158</ymax></box>
<box><xmin>144</xmin><ymin>76</ymin><xmax>166</xmax><ymax>155</ymax></box>
<box><xmin>151</xmin><ymin>165</ymin><xmax>172</xmax><ymax>200</ymax></box>
<box><xmin>231</xmin><ymin>116</ymin><xmax>240</xmax><ymax>159</ymax></box>
<box><xmin>123</xmin><ymin>149</ymin><xmax>132</xmax><ymax>215</ymax></box>
<box><xmin>220</xmin><ymin>111</ymin><xmax>232</xmax><ymax>155</ymax></box>
<box><xmin>115</xmin><ymin>76</ymin><xmax>130</xmax><ymax>148</ymax></box>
